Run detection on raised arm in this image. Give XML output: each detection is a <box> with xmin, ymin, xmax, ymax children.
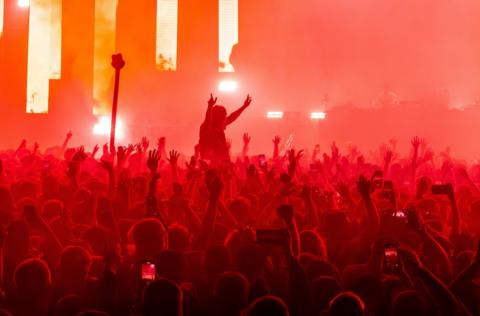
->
<box><xmin>226</xmin><ymin>94</ymin><xmax>252</xmax><ymax>125</ymax></box>
<box><xmin>193</xmin><ymin>170</ymin><xmax>223</xmax><ymax>250</ymax></box>
<box><xmin>204</xmin><ymin>93</ymin><xmax>217</xmax><ymax>125</ymax></box>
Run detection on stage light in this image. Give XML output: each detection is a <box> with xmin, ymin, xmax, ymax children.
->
<box><xmin>219</xmin><ymin>0</ymin><xmax>238</xmax><ymax>72</ymax></box>
<box><xmin>156</xmin><ymin>0</ymin><xmax>178</xmax><ymax>71</ymax></box>
<box><xmin>218</xmin><ymin>80</ymin><xmax>238</xmax><ymax>92</ymax></box>
<box><xmin>26</xmin><ymin>0</ymin><xmax>62</xmax><ymax>113</ymax></box>
<box><xmin>18</xmin><ymin>0</ymin><xmax>29</xmax><ymax>7</ymax></box>
<box><xmin>310</xmin><ymin>111</ymin><xmax>326</xmax><ymax>120</ymax></box>
<box><xmin>0</xmin><ymin>0</ymin><xmax>4</xmax><ymax>39</ymax></box>
<box><xmin>266</xmin><ymin>111</ymin><xmax>284</xmax><ymax>119</ymax></box>
<box><xmin>93</xmin><ymin>0</ymin><xmax>118</xmax><ymax>115</ymax></box>
<box><xmin>93</xmin><ymin>116</ymin><xmax>125</xmax><ymax>140</ymax></box>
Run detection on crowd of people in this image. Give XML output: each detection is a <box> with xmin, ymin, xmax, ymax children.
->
<box><xmin>0</xmin><ymin>95</ymin><xmax>479</xmax><ymax>316</ymax></box>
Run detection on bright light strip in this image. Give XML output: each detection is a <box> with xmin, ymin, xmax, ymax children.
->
<box><xmin>92</xmin><ymin>115</ymin><xmax>124</xmax><ymax>140</ymax></box>
<box><xmin>0</xmin><ymin>0</ymin><xmax>4</xmax><ymax>39</ymax></box>
<box><xmin>18</xmin><ymin>0</ymin><xmax>30</xmax><ymax>7</ymax></box>
<box><xmin>218</xmin><ymin>80</ymin><xmax>237</xmax><ymax>92</ymax></box>
<box><xmin>156</xmin><ymin>0</ymin><xmax>178</xmax><ymax>70</ymax></box>
<box><xmin>310</xmin><ymin>111</ymin><xmax>326</xmax><ymax>120</ymax></box>
<box><xmin>26</xmin><ymin>0</ymin><xmax>62</xmax><ymax>114</ymax></box>
<box><xmin>219</xmin><ymin>0</ymin><xmax>238</xmax><ymax>72</ymax></box>
<box><xmin>266</xmin><ymin>111</ymin><xmax>284</xmax><ymax>119</ymax></box>
<box><xmin>93</xmin><ymin>0</ymin><xmax>118</xmax><ymax>115</ymax></box>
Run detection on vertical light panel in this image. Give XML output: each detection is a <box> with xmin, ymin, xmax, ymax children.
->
<box><xmin>26</xmin><ymin>0</ymin><xmax>62</xmax><ymax>113</ymax></box>
<box><xmin>219</xmin><ymin>0</ymin><xmax>238</xmax><ymax>72</ymax></box>
<box><xmin>156</xmin><ymin>0</ymin><xmax>177</xmax><ymax>71</ymax></box>
<box><xmin>93</xmin><ymin>0</ymin><xmax>118</xmax><ymax>115</ymax></box>
<box><xmin>0</xmin><ymin>0</ymin><xmax>4</xmax><ymax>39</ymax></box>
<box><xmin>49</xmin><ymin>0</ymin><xmax>61</xmax><ymax>79</ymax></box>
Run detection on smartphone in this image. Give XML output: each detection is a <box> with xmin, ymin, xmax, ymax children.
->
<box><xmin>258</xmin><ymin>154</ymin><xmax>267</xmax><ymax>168</ymax></box>
<box><xmin>141</xmin><ymin>261</ymin><xmax>156</xmax><ymax>281</ymax></box>
<box><xmin>256</xmin><ymin>229</ymin><xmax>290</xmax><ymax>245</ymax></box>
<box><xmin>393</xmin><ymin>210</ymin><xmax>407</xmax><ymax>220</ymax></box>
<box><xmin>432</xmin><ymin>184</ymin><xmax>451</xmax><ymax>195</ymax></box>
<box><xmin>384</xmin><ymin>243</ymin><xmax>399</xmax><ymax>271</ymax></box>
<box><xmin>371</xmin><ymin>170</ymin><xmax>383</xmax><ymax>187</ymax></box>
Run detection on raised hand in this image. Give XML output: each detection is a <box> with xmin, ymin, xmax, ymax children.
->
<box><xmin>141</xmin><ymin>137</ymin><xmax>149</xmax><ymax>152</ymax></box>
<box><xmin>273</xmin><ymin>136</ymin><xmax>281</xmax><ymax>146</ymax></box>
<box><xmin>72</xmin><ymin>147</ymin><xmax>87</xmax><ymax>162</ymax></box>
<box><xmin>122</xmin><ymin>143</ymin><xmax>130</xmax><ymax>153</ymax></box>
<box><xmin>331</xmin><ymin>142</ymin><xmax>340</xmax><ymax>160</ymax></box>
<box><xmin>147</xmin><ymin>150</ymin><xmax>161</xmax><ymax>175</ymax></box>
<box><xmin>92</xmin><ymin>144</ymin><xmax>99</xmax><ymax>158</ymax></box>
<box><xmin>208</xmin><ymin>93</ymin><xmax>218</xmax><ymax>107</ymax></box>
<box><xmin>243</xmin><ymin>94</ymin><xmax>253</xmax><ymax>107</ymax></box>
<box><xmin>167</xmin><ymin>150</ymin><xmax>180</xmax><ymax>166</ymax></box>
<box><xmin>117</xmin><ymin>146</ymin><xmax>126</xmax><ymax>163</ymax></box>
<box><xmin>243</xmin><ymin>133</ymin><xmax>251</xmax><ymax>145</ymax></box>
<box><xmin>287</xmin><ymin>149</ymin><xmax>304</xmax><ymax>176</ymax></box>
<box><xmin>102</xmin><ymin>143</ymin><xmax>109</xmax><ymax>156</ymax></box>
<box><xmin>186</xmin><ymin>156</ymin><xmax>197</xmax><ymax>172</ymax></box>
<box><xmin>411</xmin><ymin>136</ymin><xmax>422</xmax><ymax>151</ymax></box>
<box><xmin>32</xmin><ymin>142</ymin><xmax>40</xmax><ymax>155</ymax></box>
<box><xmin>205</xmin><ymin>170</ymin><xmax>223</xmax><ymax>199</ymax></box>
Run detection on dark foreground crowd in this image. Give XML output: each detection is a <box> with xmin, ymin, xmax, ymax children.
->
<box><xmin>0</xmin><ymin>128</ymin><xmax>480</xmax><ymax>316</ymax></box>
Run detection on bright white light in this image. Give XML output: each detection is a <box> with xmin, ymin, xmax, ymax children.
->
<box><xmin>0</xmin><ymin>0</ymin><xmax>4</xmax><ymax>39</ymax></box>
<box><xmin>310</xmin><ymin>111</ymin><xmax>326</xmax><ymax>120</ymax></box>
<box><xmin>93</xmin><ymin>116</ymin><xmax>125</xmax><ymax>140</ymax></box>
<box><xmin>18</xmin><ymin>0</ymin><xmax>29</xmax><ymax>7</ymax></box>
<box><xmin>219</xmin><ymin>0</ymin><xmax>238</xmax><ymax>72</ymax></box>
<box><xmin>26</xmin><ymin>0</ymin><xmax>62</xmax><ymax>113</ymax></box>
<box><xmin>266</xmin><ymin>111</ymin><xmax>284</xmax><ymax>119</ymax></box>
<box><xmin>218</xmin><ymin>80</ymin><xmax>238</xmax><ymax>92</ymax></box>
<box><xmin>156</xmin><ymin>0</ymin><xmax>178</xmax><ymax>70</ymax></box>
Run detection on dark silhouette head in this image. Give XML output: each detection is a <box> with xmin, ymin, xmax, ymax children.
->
<box><xmin>245</xmin><ymin>295</ymin><xmax>289</xmax><ymax>316</ymax></box>
<box><xmin>142</xmin><ymin>278</ymin><xmax>183</xmax><ymax>316</ymax></box>
<box><xmin>392</xmin><ymin>290</ymin><xmax>427</xmax><ymax>316</ymax></box>
<box><xmin>328</xmin><ymin>292</ymin><xmax>365</xmax><ymax>316</ymax></box>
<box><xmin>213</xmin><ymin>271</ymin><xmax>249</xmax><ymax>316</ymax></box>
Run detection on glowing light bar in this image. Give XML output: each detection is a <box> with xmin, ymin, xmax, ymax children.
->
<box><xmin>93</xmin><ymin>115</ymin><xmax>124</xmax><ymax>140</ymax></box>
<box><xmin>18</xmin><ymin>0</ymin><xmax>30</xmax><ymax>7</ymax></box>
<box><xmin>93</xmin><ymin>0</ymin><xmax>118</xmax><ymax>115</ymax></box>
<box><xmin>310</xmin><ymin>111</ymin><xmax>326</xmax><ymax>120</ymax></box>
<box><xmin>218</xmin><ymin>80</ymin><xmax>237</xmax><ymax>92</ymax></box>
<box><xmin>26</xmin><ymin>0</ymin><xmax>62</xmax><ymax>114</ymax></box>
<box><xmin>156</xmin><ymin>0</ymin><xmax>178</xmax><ymax>70</ymax></box>
<box><xmin>266</xmin><ymin>111</ymin><xmax>284</xmax><ymax>119</ymax></box>
<box><xmin>219</xmin><ymin>0</ymin><xmax>238</xmax><ymax>72</ymax></box>
<box><xmin>0</xmin><ymin>0</ymin><xmax>4</xmax><ymax>39</ymax></box>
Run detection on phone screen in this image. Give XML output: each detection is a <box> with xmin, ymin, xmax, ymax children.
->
<box><xmin>141</xmin><ymin>262</ymin><xmax>156</xmax><ymax>281</ymax></box>
<box><xmin>258</xmin><ymin>154</ymin><xmax>267</xmax><ymax>168</ymax></box>
<box><xmin>384</xmin><ymin>244</ymin><xmax>399</xmax><ymax>271</ymax></box>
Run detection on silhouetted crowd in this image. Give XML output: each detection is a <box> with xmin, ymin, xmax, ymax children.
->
<box><xmin>0</xmin><ymin>98</ymin><xmax>480</xmax><ymax>316</ymax></box>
